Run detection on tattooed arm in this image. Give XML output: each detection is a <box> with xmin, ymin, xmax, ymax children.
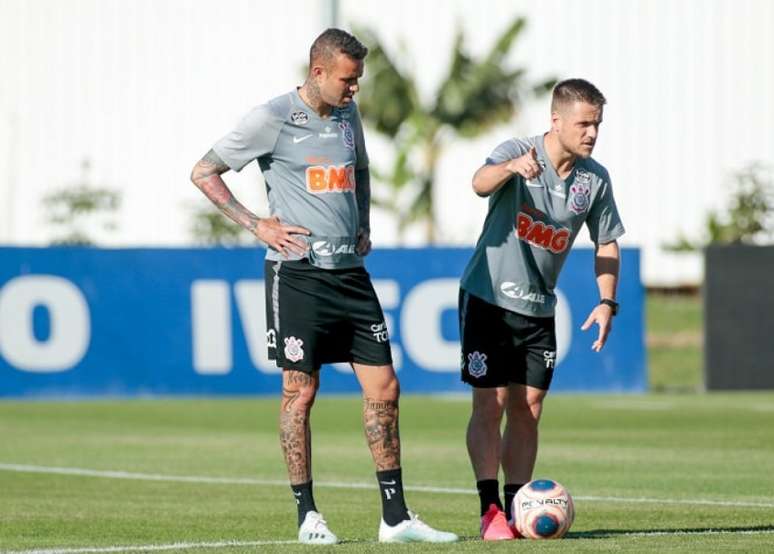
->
<box><xmin>355</xmin><ymin>167</ymin><xmax>372</xmax><ymax>256</ymax></box>
<box><xmin>190</xmin><ymin>149</ymin><xmax>310</xmax><ymax>256</ymax></box>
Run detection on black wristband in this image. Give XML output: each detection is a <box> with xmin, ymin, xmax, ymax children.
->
<box><xmin>600</xmin><ymin>298</ymin><xmax>619</xmax><ymax>316</ymax></box>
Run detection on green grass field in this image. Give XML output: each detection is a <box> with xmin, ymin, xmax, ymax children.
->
<box><xmin>646</xmin><ymin>292</ymin><xmax>703</xmax><ymax>392</ymax></box>
<box><xmin>2</xmin><ymin>394</ymin><xmax>774</xmax><ymax>553</ymax></box>
<box><xmin>2</xmin><ymin>292</ymin><xmax>769</xmax><ymax>553</ymax></box>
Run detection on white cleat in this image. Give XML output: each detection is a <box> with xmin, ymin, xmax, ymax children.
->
<box><xmin>378</xmin><ymin>511</ymin><xmax>459</xmax><ymax>543</ymax></box>
<box><xmin>298</xmin><ymin>511</ymin><xmax>338</xmax><ymax>545</ymax></box>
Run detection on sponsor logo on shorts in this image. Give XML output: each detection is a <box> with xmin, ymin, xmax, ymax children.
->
<box><xmin>290</xmin><ymin>111</ymin><xmax>309</xmax><ymax>125</ymax></box>
<box><xmin>544</xmin><ymin>350</ymin><xmax>556</xmax><ymax>369</ymax></box>
<box><xmin>370</xmin><ymin>322</ymin><xmax>389</xmax><ymax>343</ymax></box>
<box><xmin>500</xmin><ymin>282</ymin><xmax>546</xmax><ymax>304</ymax></box>
<box><xmin>283</xmin><ymin>336</ymin><xmax>305</xmax><ymax>363</ymax></box>
<box><xmin>312</xmin><ymin>241</ymin><xmax>356</xmax><ymax>256</ymax></box>
<box><xmin>306</xmin><ymin>165</ymin><xmax>356</xmax><ymax>193</ymax></box>
<box><xmin>266</xmin><ymin>329</ymin><xmax>277</xmax><ymax>349</ymax></box>
<box><xmin>516</xmin><ymin>212</ymin><xmax>570</xmax><ymax>254</ymax></box>
<box><xmin>339</xmin><ymin>120</ymin><xmax>355</xmax><ymax>150</ymax></box>
<box><xmin>467</xmin><ymin>351</ymin><xmax>488</xmax><ymax>378</ymax></box>
<box><xmin>569</xmin><ymin>172</ymin><xmax>592</xmax><ymax>215</ymax></box>
<box><xmin>318</xmin><ymin>125</ymin><xmax>337</xmax><ymax>139</ymax></box>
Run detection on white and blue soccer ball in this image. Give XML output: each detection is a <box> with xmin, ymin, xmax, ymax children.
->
<box><xmin>512</xmin><ymin>479</ymin><xmax>575</xmax><ymax>539</ymax></box>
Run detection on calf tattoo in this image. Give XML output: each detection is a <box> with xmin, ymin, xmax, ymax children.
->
<box><xmin>364</xmin><ymin>397</ymin><xmax>401</xmax><ymax>471</ymax></box>
<box><xmin>279</xmin><ymin>407</ymin><xmax>310</xmax><ymax>484</ymax></box>
<box><xmin>279</xmin><ymin>372</ymin><xmax>315</xmax><ymax>484</ymax></box>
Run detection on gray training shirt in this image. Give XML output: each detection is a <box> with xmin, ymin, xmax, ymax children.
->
<box><xmin>460</xmin><ymin>135</ymin><xmax>625</xmax><ymax>318</ymax></box>
<box><xmin>212</xmin><ymin>89</ymin><xmax>369</xmax><ymax>269</ymax></box>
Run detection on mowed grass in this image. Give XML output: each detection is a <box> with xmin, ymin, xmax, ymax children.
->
<box><xmin>2</xmin><ymin>394</ymin><xmax>774</xmax><ymax>552</ymax></box>
<box><xmin>647</xmin><ymin>292</ymin><xmax>703</xmax><ymax>392</ymax></box>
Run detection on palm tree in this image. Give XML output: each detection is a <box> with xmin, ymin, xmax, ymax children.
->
<box><xmin>356</xmin><ymin>18</ymin><xmax>555</xmax><ymax>242</ymax></box>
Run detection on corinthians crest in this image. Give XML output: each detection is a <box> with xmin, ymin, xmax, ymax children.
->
<box><xmin>467</xmin><ymin>351</ymin><xmax>488</xmax><ymax>378</ymax></box>
<box><xmin>568</xmin><ymin>170</ymin><xmax>592</xmax><ymax>215</ymax></box>
<box><xmin>284</xmin><ymin>336</ymin><xmax>305</xmax><ymax>362</ymax></box>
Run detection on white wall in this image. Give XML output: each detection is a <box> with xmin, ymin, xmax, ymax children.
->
<box><xmin>1</xmin><ymin>0</ymin><xmax>773</xmax><ymax>286</ymax></box>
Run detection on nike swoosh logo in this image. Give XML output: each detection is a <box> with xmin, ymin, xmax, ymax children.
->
<box><xmin>379</xmin><ymin>480</ymin><xmax>397</xmax><ymax>485</ymax></box>
<box><xmin>293</xmin><ymin>491</ymin><xmax>302</xmax><ymax>496</ymax></box>
<box><xmin>293</xmin><ymin>134</ymin><xmax>313</xmax><ymax>144</ymax></box>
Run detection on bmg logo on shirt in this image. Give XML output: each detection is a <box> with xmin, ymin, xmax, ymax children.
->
<box><xmin>306</xmin><ymin>165</ymin><xmax>355</xmax><ymax>193</ymax></box>
<box><xmin>516</xmin><ymin>212</ymin><xmax>570</xmax><ymax>254</ymax></box>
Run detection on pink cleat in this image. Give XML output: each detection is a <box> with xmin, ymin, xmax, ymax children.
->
<box><xmin>480</xmin><ymin>504</ymin><xmax>515</xmax><ymax>541</ymax></box>
<box><xmin>508</xmin><ymin>517</ymin><xmax>524</xmax><ymax>539</ymax></box>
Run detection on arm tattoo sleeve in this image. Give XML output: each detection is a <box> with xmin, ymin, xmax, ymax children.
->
<box><xmin>191</xmin><ymin>149</ymin><xmax>260</xmax><ymax>233</ymax></box>
<box><xmin>355</xmin><ymin>168</ymin><xmax>371</xmax><ymax>232</ymax></box>
<box><xmin>200</xmin><ymin>149</ymin><xmax>230</xmax><ymax>174</ymax></box>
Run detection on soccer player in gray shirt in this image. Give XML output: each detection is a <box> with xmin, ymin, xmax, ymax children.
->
<box><xmin>459</xmin><ymin>79</ymin><xmax>624</xmax><ymax>540</ymax></box>
<box><xmin>190</xmin><ymin>29</ymin><xmax>456</xmax><ymax>545</ymax></box>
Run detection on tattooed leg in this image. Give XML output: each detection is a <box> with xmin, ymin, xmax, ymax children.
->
<box><xmin>352</xmin><ymin>363</ymin><xmax>401</xmax><ymax>471</ymax></box>
<box><xmin>363</xmin><ymin>397</ymin><xmax>401</xmax><ymax>470</ymax></box>
<box><xmin>279</xmin><ymin>370</ymin><xmax>319</xmax><ymax>484</ymax></box>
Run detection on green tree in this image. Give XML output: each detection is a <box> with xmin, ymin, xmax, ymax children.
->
<box><xmin>356</xmin><ymin>18</ymin><xmax>555</xmax><ymax>242</ymax></box>
<box><xmin>667</xmin><ymin>163</ymin><xmax>774</xmax><ymax>250</ymax></box>
<box><xmin>42</xmin><ymin>159</ymin><xmax>121</xmax><ymax>246</ymax></box>
<box><xmin>188</xmin><ymin>204</ymin><xmax>251</xmax><ymax>246</ymax></box>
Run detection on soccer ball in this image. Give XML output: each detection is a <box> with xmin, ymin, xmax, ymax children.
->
<box><xmin>512</xmin><ymin>479</ymin><xmax>575</xmax><ymax>539</ymax></box>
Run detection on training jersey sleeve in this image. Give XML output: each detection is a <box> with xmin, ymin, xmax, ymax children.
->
<box><xmin>586</xmin><ymin>171</ymin><xmax>625</xmax><ymax>244</ymax></box>
<box><xmin>353</xmin><ymin>106</ymin><xmax>369</xmax><ymax>170</ymax></box>
<box><xmin>485</xmin><ymin>139</ymin><xmax>529</xmax><ymax>165</ymax></box>
<box><xmin>212</xmin><ymin>104</ymin><xmax>284</xmax><ymax>172</ymax></box>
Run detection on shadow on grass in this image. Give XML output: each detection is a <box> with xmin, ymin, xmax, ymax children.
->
<box><xmin>569</xmin><ymin>524</ymin><xmax>774</xmax><ymax>539</ymax></box>
<box><xmin>336</xmin><ymin>535</ymin><xmax>481</xmax><ymax>545</ymax></box>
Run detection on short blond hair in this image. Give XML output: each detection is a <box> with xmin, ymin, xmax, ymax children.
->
<box><xmin>551</xmin><ymin>79</ymin><xmax>606</xmax><ymax>112</ymax></box>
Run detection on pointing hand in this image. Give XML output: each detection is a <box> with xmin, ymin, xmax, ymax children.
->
<box><xmin>507</xmin><ymin>146</ymin><xmax>543</xmax><ymax>180</ymax></box>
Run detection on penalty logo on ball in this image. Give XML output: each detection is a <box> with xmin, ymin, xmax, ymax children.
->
<box><xmin>512</xmin><ymin>478</ymin><xmax>575</xmax><ymax>539</ymax></box>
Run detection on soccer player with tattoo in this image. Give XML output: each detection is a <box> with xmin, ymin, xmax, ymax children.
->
<box><xmin>190</xmin><ymin>28</ymin><xmax>457</xmax><ymax>545</ymax></box>
<box><xmin>459</xmin><ymin>79</ymin><xmax>625</xmax><ymax>540</ymax></box>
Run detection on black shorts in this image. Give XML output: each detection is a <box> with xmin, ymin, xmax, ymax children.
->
<box><xmin>459</xmin><ymin>289</ymin><xmax>557</xmax><ymax>390</ymax></box>
<box><xmin>265</xmin><ymin>259</ymin><xmax>393</xmax><ymax>372</ymax></box>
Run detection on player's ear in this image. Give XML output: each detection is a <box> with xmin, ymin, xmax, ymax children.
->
<box><xmin>550</xmin><ymin>110</ymin><xmax>562</xmax><ymax>133</ymax></box>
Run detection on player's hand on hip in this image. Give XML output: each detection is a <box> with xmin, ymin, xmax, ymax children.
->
<box><xmin>507</xmin><ymin>146</ymin><xmax>542</xmax><ymax>180</ymax></box>
<box><xmin>255</xmin><ymin>216</ymin><xmax>310</xmax><ymax>257</ymax></box>
<box><xmin>581</xmin><ymin>304</ymin><xmax>613</xmax><ymax>352</ymax></box>
<box><xmin>356</xmin><ymin>227</ymin><xmax>372</xmax><ymax>256</ymax></box>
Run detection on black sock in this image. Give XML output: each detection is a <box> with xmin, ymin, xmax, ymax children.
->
<box><xmin>477</xmin><ymin>479</ymin><xmax>502</xmax><ymax>516</ymax></box>
<box><xmin>504</xmin><ymin>483</ymin><xmax>525</xmax><ymax>522</ymax></box>
<box><xmin>376</xmin><ymin>468</ymin><xmax>410</xmax><ymax>526</ymax></box>
<box><xmin>291</xmin><ymin>481</ymin><xmax>317</xmax><ymax>527</ymax></box>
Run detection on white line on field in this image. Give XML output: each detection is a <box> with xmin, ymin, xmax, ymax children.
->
<box><xmin>2</xmin><ymin>539</ymin><xmax>295</xmax><ymax>554</ymax></box>
<box><xmin>620</xmin><ymin>528</ymin><xmax>774</xmax><ymax>537</ymax></box>
<box><xmin>2</xmin><ymin>463</ymin><xmax>774</xmax><ymax>510</ymax></box>
<box><xmin>575</xmin><ymin>494</ymin><xmax>774</xmax><ymax>509</ymax></box>
<box><xmin>6</xmin><ymin>529</ymin><xmax>774</xmax><ymax>554</ymax></box>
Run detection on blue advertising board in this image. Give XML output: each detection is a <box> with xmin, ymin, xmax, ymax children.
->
<box><xmin>0</xmin><ymin>247</ymin><xmax>645</xmax><ymax>397</ymax></box>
